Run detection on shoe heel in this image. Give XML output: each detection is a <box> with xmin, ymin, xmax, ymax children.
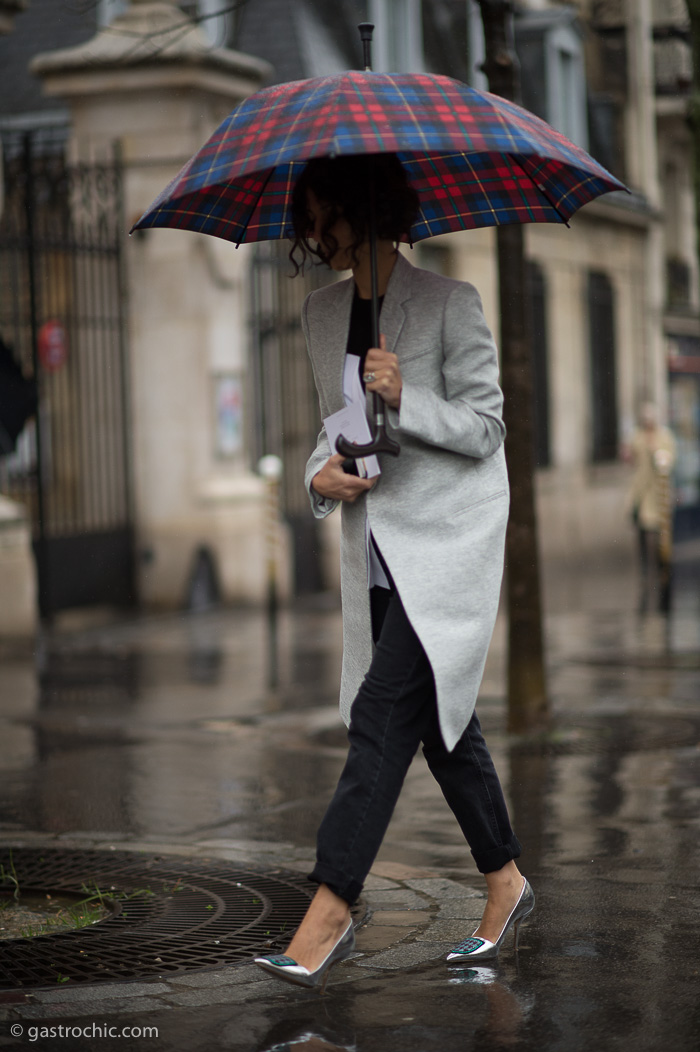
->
<box><xmin>319</xmin><ymin>962</ymin><xmax>335</xmax><ymax>995</ymax></box>
<box><xmin>447</xmin><ymin>879</ymin><xmax>535</xmax><ymax>964</ymax></box>
<box><xmin>513</xmin><ymin>908</ymin><xmax>533</xmax><ymax>951</ymax></box>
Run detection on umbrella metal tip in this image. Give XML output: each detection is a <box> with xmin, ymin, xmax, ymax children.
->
<box><xmin>358</xmin><ymin>22</ymin><xmax>374</xmax><ymax>71</ymax></box>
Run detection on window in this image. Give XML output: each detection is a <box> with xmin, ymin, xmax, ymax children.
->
<box><xmin>96</xmin><ymin>0</ymin><xmax>127</xmax><ymax>25</ymax></box>
<box><xmin>368</xmin><ymin>0</ymin><xmax>424</xmax><ymax>72</ymax></box>
<box><xmin>98</xmin><ymin>0</ymin><xmax>231</xmax><ymax>44</ymax></box>
<box><xmin>548</xmin><ymin>23</ymin><xmax>588</xmax><ymax>149</ymax></box>
<box><xmin>515</xmin><ymin>8</ymin><xmax>589</xmax><ymax>149</ymax></box>
<box><xmin>588</xmin><ymin>272</ymin><xmax>619</xmax><ymax>462</ymax></box>
<box><xmin>466</xmin><ymin>0</ymin><xmax>489</xmax><ymax>91</ymax></box>
<box><xmin>588</xmin><ymin>92</ymin><xmax>624</xmax><ymax>180</ymax></box>
<box><xmin>195</xmin><ymin>0</ymin><xmax>233</xmax><ymax>47</ymax></box>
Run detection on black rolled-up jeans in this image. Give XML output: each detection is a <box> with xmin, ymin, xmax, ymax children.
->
<box><xmin>309</xmin><ymin>582</ymin><xmax>521</xmax><ymax>905</ymax></box>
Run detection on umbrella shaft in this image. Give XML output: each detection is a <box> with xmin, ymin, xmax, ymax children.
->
<box><xmin>369</xmin><ymin>172</ymin><xmax>380</xmax><ymax>350</ymax></box>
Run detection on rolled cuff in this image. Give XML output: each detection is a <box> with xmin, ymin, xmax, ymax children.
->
<box><xmin>471</xmin><ymin>834</ymin><xmax>522</xmax><ymax>875</ymax></box>
<box><xmin>307</xmin><ymin>862</ymin><xmax>363</xmax><ymax>906</ymax></box>
<box><xmin>308</xmin><ymin>484</ymin><xmax>338</xmax><ymax>519</ymax></box>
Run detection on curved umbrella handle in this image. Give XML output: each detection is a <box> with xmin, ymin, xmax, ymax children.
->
<box><xmin>336</xmin><ymin>393</ymin><xmax>400</xmax><ymax>459</ymax></box>
<box><xmin>337</xmin><ymin>428</ymin><xmax>400</xmax><ymax>458</ymax></box>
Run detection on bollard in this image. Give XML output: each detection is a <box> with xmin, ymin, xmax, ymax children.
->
<box><xmin>257</xmin><ymin>455</ymin><xmax>283</xmax><ymax>689</ymax></box>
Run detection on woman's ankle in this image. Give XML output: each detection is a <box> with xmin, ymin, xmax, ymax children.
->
<box><xmin>288</xmin><ymin>886</ymin><xmax>349</xmax><ymax>948</ymax></box>
<box><xmin>484</xmin><ymin>862</ymin><xmax>522</xmax><ymax>895</ymax></box>
<box><xmin>284</xmin><ymin>887</ymin><xmax>351</xmax><ymax>969</ymax></box>
<box><xmin>312</xmin><ymin>884</ymin><xmax>351</xmax><ymax>923</ymax></box>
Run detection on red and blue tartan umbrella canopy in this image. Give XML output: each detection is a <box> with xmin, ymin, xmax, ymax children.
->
<box><xmin>132</xmin><ymin>71</ymin><xmax>627</xmax><ymax>244</ymax></box>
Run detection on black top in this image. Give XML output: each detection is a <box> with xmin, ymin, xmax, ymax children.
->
<box><xmin>346</xmin><ymin>291</ymin><xmax>384</xmax><ymax>388</ymax></box>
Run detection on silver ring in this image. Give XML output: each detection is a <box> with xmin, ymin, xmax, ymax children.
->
<box><xmin>363</xmin><ymin>372</ymin><xmax>376</xmax><ymax>383</ymax></box>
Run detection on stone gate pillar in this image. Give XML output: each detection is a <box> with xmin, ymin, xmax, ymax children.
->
<box><xmin>31</xmin><ymin>0</ymin><xmax>287</xmax><ymax>608</ymax></box>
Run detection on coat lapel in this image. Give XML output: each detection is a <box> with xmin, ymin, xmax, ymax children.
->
<box><xmin>315</xmin><ymin>253</ymin><xmax>415</xmax><ymax>412</ymax></box>
<box><xmin>319</xmin><ymin>276</ymin><xmax>355</xmax><ymax>413</ymax></box>
<box><xmin>379</xmin><ymin>252</ymin><xmax>412</xmax><ymax>358</ymax></box>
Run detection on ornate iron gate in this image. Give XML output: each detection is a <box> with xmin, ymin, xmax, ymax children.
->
<box><xmin>250</xmin><ymin>241</ymin><xmax>334</xmax><ymax>594</ymax></box>
<box><xmin>0</xmin><ymin>129</ymin><xmax>134</xmax><ymax>617</ymax></box>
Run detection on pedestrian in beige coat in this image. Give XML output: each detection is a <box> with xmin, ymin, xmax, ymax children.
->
<box><xmin>625</xmin><ymin>403</ymin><xmax>677</xmax><ymax>611</ymax></box>
<box><xmin>254</xmin><ymin>154</ymin><xmax>534</xmax><ymax>991</ymax></box>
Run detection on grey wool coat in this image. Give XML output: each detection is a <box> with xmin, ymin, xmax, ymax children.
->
<box><xmin>302</xmin><ymin>252</ymin><xmax>509</xmax><ymax>752</ymax></box>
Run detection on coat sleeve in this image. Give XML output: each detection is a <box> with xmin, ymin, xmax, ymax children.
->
<box><xmin>390</xmin><ymin>282</ymin><xmax>506</xmax><ymax>459</ymax></box>
<box><xmin>304</xmin><ymin>425</ymin><xmax>339</xmax><ymax>519</ymax></box>
<box><xmin>301</xmin><ymin>292</ymin><xmax>340</xmax><ymax>519</ymax></box>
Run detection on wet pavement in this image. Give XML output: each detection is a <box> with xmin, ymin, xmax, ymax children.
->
<box><xmin>0</xmin><ymin>542</ymin><xmax>699</xmax><ymax>1051</ymax></box>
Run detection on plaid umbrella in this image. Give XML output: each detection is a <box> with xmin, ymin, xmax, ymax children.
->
<box><xmin>132</xmin><ymin>70</ymin><xmax>626</xmax><ymax>246</ymax></box>
<box><xmin>133</xmin><ymin>66</ymin><xmax>627</xmax><ymax>459</ymax></box>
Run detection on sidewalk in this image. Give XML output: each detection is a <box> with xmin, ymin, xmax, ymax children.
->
<box><xmin>1</xmin><ymin>542</ymin><xmax>699</xmax><ymax>1050</ymax></box>
<box><xmin>0</xmin><ymin>841</ymin><xmax>486</xmax><ymax>1013</ymax></box>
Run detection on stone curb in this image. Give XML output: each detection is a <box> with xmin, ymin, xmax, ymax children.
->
<box><xmin>0</xmin><ymin>833</ymin><xmax>484</xmax><ymax>1019</ymax></box>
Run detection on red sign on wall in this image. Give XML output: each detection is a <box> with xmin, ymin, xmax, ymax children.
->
<box><xmin>38</xmin><ymin>320</ymin><xmax>68</xmax><ymax>372</ymax></box>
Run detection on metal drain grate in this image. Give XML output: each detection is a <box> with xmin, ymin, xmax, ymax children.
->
<box><xmin>0</xmin><ymin>849</ymin><xmax>335</xmax><ymax>990</ymax></box>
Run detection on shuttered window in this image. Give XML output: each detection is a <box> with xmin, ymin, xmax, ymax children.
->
<box><xmin>588</xmin><ymin>271</ymin><xmax>618</xmax><ymax>462</ymax></box>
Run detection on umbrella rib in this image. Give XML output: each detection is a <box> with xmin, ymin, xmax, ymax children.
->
<box><xmin>235</xmin><ymin>165</ymin><xmax>275</xmax><ymax>246</ymax></box>
<box><xmin>275</xmin><ymin>77</ymin><xmax>332</xmax><ymax>163</ymax></box>
<box><xmin>346</xmin><ymin>73</ymin><xmax>392</xmax><ymax>155</ymax></box>
<box><xmin>460</xmin><ymin>152</ymin><xmax>500</xmax><ymax>227</ymax></box>
<box><xmin>556</xmin><ymin>171</ymin><xmax>611</xmax><ymax>215</ymax></box>
<box><xmin>477</xmin><ymin>92</ymin><xmax>524</xmax><ymax>155</ymax></box>
<box><xmin>387</xmin><ymin>75</ymin><xmax>431</xmax><ymax>153</ymax></box>
<box><xmin>265</xmin><ymin>74</ymin><xmax>352</xmax><ymax>169</ymax></box>
<box><xmin>513</xmin><ymin>155</ymin><xmax>570</xmax><ymax>225</ymax></box>
<box><xmin>420</xmin><ymin>152</ymin><xmax>471</xmax><ymax>233</ymax></box>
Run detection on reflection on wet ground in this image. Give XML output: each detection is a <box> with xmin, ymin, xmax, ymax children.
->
<box><xmin>0</xmin><ymin>552</ymin><xmax>699</xmax><ymax>1049</ymax></box>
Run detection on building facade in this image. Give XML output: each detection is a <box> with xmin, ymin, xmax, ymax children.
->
<box><xmin>0</xmin><ymin>0</ymin><xmax>697</xmax><ymax>623</ymax></box>
<box><xmin>236</xmin><ymin>0</ymin><xmax>700</xmax><ymax>578</ymax></box>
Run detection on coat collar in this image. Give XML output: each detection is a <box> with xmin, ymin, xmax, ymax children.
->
<box><xmin>325</xmin><ymin>250</ymin><xmax>414</xmax><ymax>357</ymax></box>
<box><xmin>315</xmin><ymin>252</ymin><xmax>415</xmax><ymax>411</ymax></box>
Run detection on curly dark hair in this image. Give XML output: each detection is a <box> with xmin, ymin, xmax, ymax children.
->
<box><xmin>289</xmin><ymin>153</ymin><xmax>420</xmax><ymax>273</ymax></box>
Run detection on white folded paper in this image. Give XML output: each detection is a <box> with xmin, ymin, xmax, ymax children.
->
<box><xmin>323</xmin><ymin>354</ymin><xmax>381</xmax><ymax>479</ymax></box>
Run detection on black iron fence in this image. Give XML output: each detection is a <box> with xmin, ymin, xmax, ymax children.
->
<box><xmin>249</xmin><ymin>241</ymin><xmax>334</xmax><ymax>594</ymax></box>
<box><xmin>0</xmin><ymin>128</ymin><xmax>134</xmax><ymax>617</ymax></box>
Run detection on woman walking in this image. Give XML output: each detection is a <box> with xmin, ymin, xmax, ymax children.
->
<box><xmin>625</xmin><ymin>402</ymin><xmax>677</xmax><ymax>612</ymax></box>
<box><xmin>254</xmin><ymin>153</ymin><xmax>533</xmax><ymax>990</ymax></box>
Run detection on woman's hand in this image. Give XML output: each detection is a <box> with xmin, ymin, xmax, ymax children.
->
<box><xmin>364</xmin><ymin>335</ymin><xmax>402</xmax><ymax>409</ymax></box>
<box><xmin>312</xmin><ymin>453</ymin><xmax>377</xmax><ymax>502</ymax></box>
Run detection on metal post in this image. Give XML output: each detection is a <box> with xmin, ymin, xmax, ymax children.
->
<box><xmin>476</xmin><ymin>0</ymin><xmax>548</xmax><ymax>733</ymax></box>
<box><xmin>23</xmin><ymin>132</ymin><xmax>50</xmax><ymax>622</ymax></box>
<box><xmin>113</xmin><ymin>139</ymin><xmax>137</xmax><ymax>607</ymax></box>
<box><xmin>258</xmin><ymin>454</ymin><xmax>283</xmax><ymax>690</ymax></box>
